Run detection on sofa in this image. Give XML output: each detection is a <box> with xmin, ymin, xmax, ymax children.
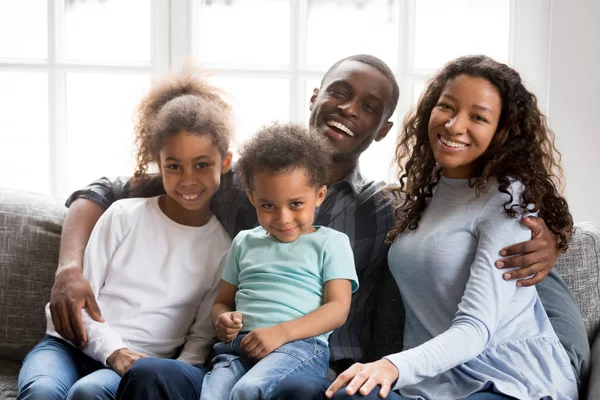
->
<box><xmin>1</xmin><ymin>187</ymin><xmax>600</xmax><ymax>399</ymax></box>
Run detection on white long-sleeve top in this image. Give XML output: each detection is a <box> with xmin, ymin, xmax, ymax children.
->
<box><xmin>46</xmin><ymin>196</ymin><xmax>230</xmax><ymax>366</ymax></box>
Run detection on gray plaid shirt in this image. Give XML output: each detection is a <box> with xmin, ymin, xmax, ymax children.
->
<box><xmin>66</xmin><ymin>164</ymin><xmax>396</xmax><ymax>363</ymax></box>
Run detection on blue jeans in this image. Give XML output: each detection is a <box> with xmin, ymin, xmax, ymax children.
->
<box><xmin>201</xmin><ymin>334</ymin><xmax>329</xmax><ymax>400</ymax></box>
<box><xmin>116</xmin><ymin>357</ymin><xmax>208</xmax><ymax>400</ymax></box>
<box><xmin>18</xmin><ymin>335</ymin><xmax>121</xmax><ymax>400</ymax></box>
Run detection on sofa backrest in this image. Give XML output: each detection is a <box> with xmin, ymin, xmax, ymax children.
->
<box><xmin>0</xmin><ymin>188</ymin><xmax>65</xmax><ymax>361</ymax></box>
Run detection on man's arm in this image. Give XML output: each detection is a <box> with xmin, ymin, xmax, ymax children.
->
<box><xmin>50</xmin><ymin>198</ymin><xmax>105</xmax><ymax>348</ymax></box>
<box><xmin>50</xmin><ymin>175</ymin><xmax>159</xmax><ymax>347</ymax></box>
<box><xmin>495</xmin><ymin>216</ymin><xmax>563</xmax><ymax>286</ymax></box>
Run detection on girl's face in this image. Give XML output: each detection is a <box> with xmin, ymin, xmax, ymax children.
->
<box><xmin>246</xmin><ymin>168</ymin><xmax>327</xmax><ymax>243</ymax></box>
<box><xmin>427</xmin><ymin>74</ymin><xmax>502</xmax><ymax>179</ymax></box>
<box><xmin>159</xmin><ymin>130</ymin><xmax>231</xmax><ymax>226</ymax></box>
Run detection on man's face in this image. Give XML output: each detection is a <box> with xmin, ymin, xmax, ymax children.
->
<box><xmin>309</xmin><ymin>60</ymin><xmax>394</xmax><ymax>163</ymax></box>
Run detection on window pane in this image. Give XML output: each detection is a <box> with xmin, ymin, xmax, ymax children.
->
<box><xmin>0</xmin><ymin>72</ymin><xmax>49</xmax><ymax>193</ymax></box>
<box><xmin>209</xmin><ymin>77</ymin><xmax>289</xmax><ymax>148</ymax></box>
<box><xmin>306</xmin><ymin>0</ymin><xmax>400</xmax><ymax>69</ymax></box>
<box><xmin>413</xmin><ymin>82</ymin><xmax>426</xmax><ymax>104</ymax></box>
<box><xmin>63</xmin><ymin>0</ymin><xmax>151</xmax><ymax>63</ymax></box>
<box><xmin>0</xmin><ymin>1</ymin><xmax>47</xmax><ymax>59</ymax></box>
<box><xmin>65</xmin><ymin>73</ymin><xmax>150</xmax><ymax>196</ymax></box>
<box><xmin>195</xmin><ymin>1</ymin><xmax>290</xmax><ymax>67</ymax></box>
<box><xmin>414</xmin><ymin>0</ymin><xmax>510</xmax><ymax>69</ymax></box>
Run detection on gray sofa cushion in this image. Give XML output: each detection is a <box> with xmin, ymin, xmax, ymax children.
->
<box><xmin>555</xmin><ymin>222</ymin><xmax>600</xmax><ymax>342</ymax></box>
<box><xmin>0</xmin><ymin>188</ymin><xmax>65</xmax><ymax>362</ymax></box>
<box><xmin>0</xmin><ymin>361</ymin><xmax>20</xmax><ymax>400</ymax></box>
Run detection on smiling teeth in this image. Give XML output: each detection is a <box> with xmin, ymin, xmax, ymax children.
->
<box><xmin>440</xmin><ymin>136</ymin><xmax>468</xmax><ymax>148</ymax></box>
<box><xmin>327</xmin><ymin>120</ymin><xmax>355</xmax><ymax>137</ymax></box>
<box><xmin>182</xmin><ymin>193</ymin><xmax>199</xmax><ymax>200</ymax></box>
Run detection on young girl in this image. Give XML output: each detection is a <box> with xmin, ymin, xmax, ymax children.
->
<box><xmin>18</xmin><ymin>68</ymin><xmax>234</xmax><ymax>400</ymax></box>
<box><xmin>200</xmin><ymin>123</ymin><xmax>359</xmax><ymax>400</ymax></box>
<box><xmin>328</xmin><ymin>55</ymin><xmax>578</xmax><ymax>399</ymax></box>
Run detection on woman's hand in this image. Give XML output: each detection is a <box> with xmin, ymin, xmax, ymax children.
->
<box><xmin>326</xmin><ymin>359</ymin><xmax>399</xmax><ymax>399</ymax></box>
<box><xmin>495</xmin><ymin>217</ymin><xmax>559</xmax><ymax>286</ymax></box>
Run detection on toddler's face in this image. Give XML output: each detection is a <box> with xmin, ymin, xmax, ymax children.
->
<box><xmin>247</xmin><ymin>168</ymin><xmax>327</xmax><ymax>243</ymax></box>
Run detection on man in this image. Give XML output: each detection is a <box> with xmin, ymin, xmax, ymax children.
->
<box><xmin>50</xmin><ymin>55</ymin><xmax>588</xmax><ymax>399</ymax></box>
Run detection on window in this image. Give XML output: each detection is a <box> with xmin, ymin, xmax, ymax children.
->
<box><xmin>1</xmin><ymin>0</ymin><xmax>550</xmax><ymax>197</ymax></box>
<box><xmin>0</xmin><ymin>0</ymin><xmax>168</xmax><ymax>198</ymax></box>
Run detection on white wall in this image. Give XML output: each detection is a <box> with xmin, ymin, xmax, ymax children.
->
<box><xmin>547</xmin><ymin>0</ymin><xmax>600</xmax><ymax>225</ymax></box>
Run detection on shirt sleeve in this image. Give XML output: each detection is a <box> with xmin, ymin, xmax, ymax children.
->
<box><xmin>177</xmin><ymin>252</ymin><xmax>228</xmax><ymax>365</ymax></box>
<box><xmin>79</xmin><ymin>202</ymin><xmax>131</xmax><ymax>366</ymax></box>
<box><xmin>65</xmin><ymin>175</ymin><xmax>165</xmax><ymax>210</ymax></box>
<box><xmin>385</xmin><ymin>183</ymin><xmax>533</xmax><ymax>389</ymax></box>
<box><xmin>322</xmin><ymin>231</ymin><xmax>359</xmax><ymax>292</ymax></box>
<box><xmin>221</xmin><ymin>233</ymin><xmax>243</xmax><ymax>286</ymax></box>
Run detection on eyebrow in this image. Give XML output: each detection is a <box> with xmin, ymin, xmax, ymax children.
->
<box><xmin>440</xmin><ymin>94</ymin><xmax>493</xmax><ymax>113</ymax></box>
<box><xmin>165</xmin><ymin>155</ymin><xmax>213</xmax><ymax>162</ymax></box>
<box><xmin>328</xmin><ymin>80</ymin><xmax>384</xmax><ymax>105</ymax></box>
<box><xmin>257</xmin><ymin>196</ymin><xmax>308</xmax><ymax>203</ymax></box>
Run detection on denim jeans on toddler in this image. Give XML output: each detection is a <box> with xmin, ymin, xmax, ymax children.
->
<box><xmin>200</xmin><ymin>333</ymin><xmax>330</xmax><ymax>400</ymax></box>
<box><xmin>17</xmin><ymin>334</ymin><xmax>121</xmax><ymax>400</ymax></box>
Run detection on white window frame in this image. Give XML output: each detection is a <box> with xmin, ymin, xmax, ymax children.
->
<box><xmin>170</xmin><ymin>0</ymin><xmax>551</xmax><ymax>181</ymax></box>
<box><xmin>0</xmin><ymin>0</ymin><xmax>170</xmax><ymax>197</ymax></box>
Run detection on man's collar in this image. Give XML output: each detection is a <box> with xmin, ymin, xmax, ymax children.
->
<box><xmin>338</xmin><ymin>164</ymin><xmax>365</xmax><ymax>195</ymax></box>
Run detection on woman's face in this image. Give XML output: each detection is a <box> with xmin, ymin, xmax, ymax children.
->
<box><xmin>427</xmin><ymin>74</ymin><xmax>502</xmax><ymax>179</ymax></box>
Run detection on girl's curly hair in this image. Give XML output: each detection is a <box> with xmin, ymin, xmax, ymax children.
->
<box><xmin>387</xmin><ymin>55</ymin><xmax>573</xmax><ymax>251</ymax></box>
<box><xmin>133</xmin><ymin>65</ymin><xmax>233</xmax><ymax>182</ymax></box>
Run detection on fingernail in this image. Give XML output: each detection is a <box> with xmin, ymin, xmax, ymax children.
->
<box><xmin>516</xmin><ymin>281</ymin><xmax>522</xmax><ymax>287</ymax></box>
<box><xmin>496</xmin><ymin>261</ymin><xmax>504</xmax><ymax>268</ymax></box>
<box><xmin>500</xmin><ymin>250</ymin><xmax>507</xmax><ymax>256</ymax></box>
<box><xmin>503</xmin><ymin>273</ymin><xmax>511</xmax><ymax>280</ymax></box>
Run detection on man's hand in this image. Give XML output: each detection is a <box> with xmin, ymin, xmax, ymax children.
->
<box><xmin>325</xmin><ymin>359</ymin><xmax>399</xmax><ymax>399</ymax></box>
<box><xmin>49</xmin><ymin>267</ymin><xmax>104</xmax><ymax>348</ymax></box>
<box><xmin>106</xmin><ymin>348</ymin><xmax>147</xmax><ymax>376</ymax></box>
<box><xmin>241</xmin><ymin>325</ymin><xmax>287</xmax><ymax>360</ymax></box>
<box><xmin>495</xmin><ymin>217</ymin><xmax>559</xmax><ymax>287</ymax></box>
<box><xmin>215</xmin><ymin>311</ymin><xmax>243</xmax><ymax>342</ymax></box>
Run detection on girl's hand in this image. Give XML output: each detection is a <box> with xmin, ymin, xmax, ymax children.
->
<box><xmin>241</xmin><ymin>325</ymin><xmax>287</xmax><ymax>360</ymax></box>
<box><xmin>325</xmin><ymin>359</ymin><xmax>399</xmax><ymax>399</ymax></box>
<box><xmin>215</xmin><ymin>311</ymin><xmax>243</xmax><ymax>342</ymax></box>
<box><xmin>106</xmin><ymin>348</ymin><xmax>147</xmax><ymax>376</ymax></box>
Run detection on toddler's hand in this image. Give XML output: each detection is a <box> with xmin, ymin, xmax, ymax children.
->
<box><xmin>106</xmin><ymin>348</ymin><xmax>147</xmax><ymax>376</ymax></box>
<box><xmin>215</xmin><ymin>311</ymin><xmax>243</xmax><ymax>342</ymax></box>
<box><xmin>241</xmin><ymin>325</ymin><xmax>287</xmax><ymax>360</ymax></box>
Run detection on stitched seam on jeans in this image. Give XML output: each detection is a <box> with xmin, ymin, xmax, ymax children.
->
<box><xmin>264</xmin><ymin>342</ymin><xmax>329</xmax><ymax>396</ymax></box>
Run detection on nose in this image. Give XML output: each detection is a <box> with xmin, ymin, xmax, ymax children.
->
<box><xmin>445</xmin><ymin>112</ymin><xmax>467</xmax><ymax>135</ymax></box>
<box><xmin>338</xmin><ymin>99</ymin><xmax>359</xmax><ymax>119</ymax></box>
<box><xmin>276</xmin><ymin>208</ymin><xmax>292</xmax><ymax>225</ymax></box>
<box><xmin>180</xmin><ymin>169</ymin><xmax>198</xmax><ymax>186</ymax></box>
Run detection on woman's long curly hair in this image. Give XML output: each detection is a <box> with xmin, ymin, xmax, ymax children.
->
<box><xmin>387</xmin><ymin>55</ymin><xmax>572</xmax><ymax>251</ymax></box>
<box><xmin>132</xmin><ymin>65</ymin><xmax>233</xmax><ymax>184</ymax></box>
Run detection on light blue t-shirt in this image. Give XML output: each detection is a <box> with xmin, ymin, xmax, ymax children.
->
<box><xmin>222</xmin><ymin>226</ymin><xmax>359</xmax><ymax>344</ymax></box>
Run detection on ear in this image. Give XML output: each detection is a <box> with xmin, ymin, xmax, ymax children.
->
<box><xmin>375</xmin><ymin>121</ymin><xmax>394</xmax><ymax>142</ymax></box>
<box><xmin>221</xmin><ymin>151</ymin><xmax>233</xmax><ymax>173</ymax></box>
<box><xmin>246</xmin><ymin>190</ymin><xmax>255</xmax><ymax>207</ymax></box>
<box><xmin>315</xmin><ymin>185</ymin><xmax>327</xmax><ymax>207</ymax></box>
<box><xmin>309</xmin><ymin>88</ymin><xmax>319</xmax><ymax>111</ymax></box>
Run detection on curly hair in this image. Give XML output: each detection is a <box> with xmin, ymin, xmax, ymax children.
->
<box><xmin>133</xmin><ymin>65</ymin><xmax>233</xmax><ymax>181</ymax></box>
<box><xmin>387</xmin><ymin>55</ymin><xmax>572</xmax><ymax>251</ymax></box>
<box><xmin>237</xmin><ymin>123</ymin><xmax>333</xmax><ymax>191</ymax></box>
